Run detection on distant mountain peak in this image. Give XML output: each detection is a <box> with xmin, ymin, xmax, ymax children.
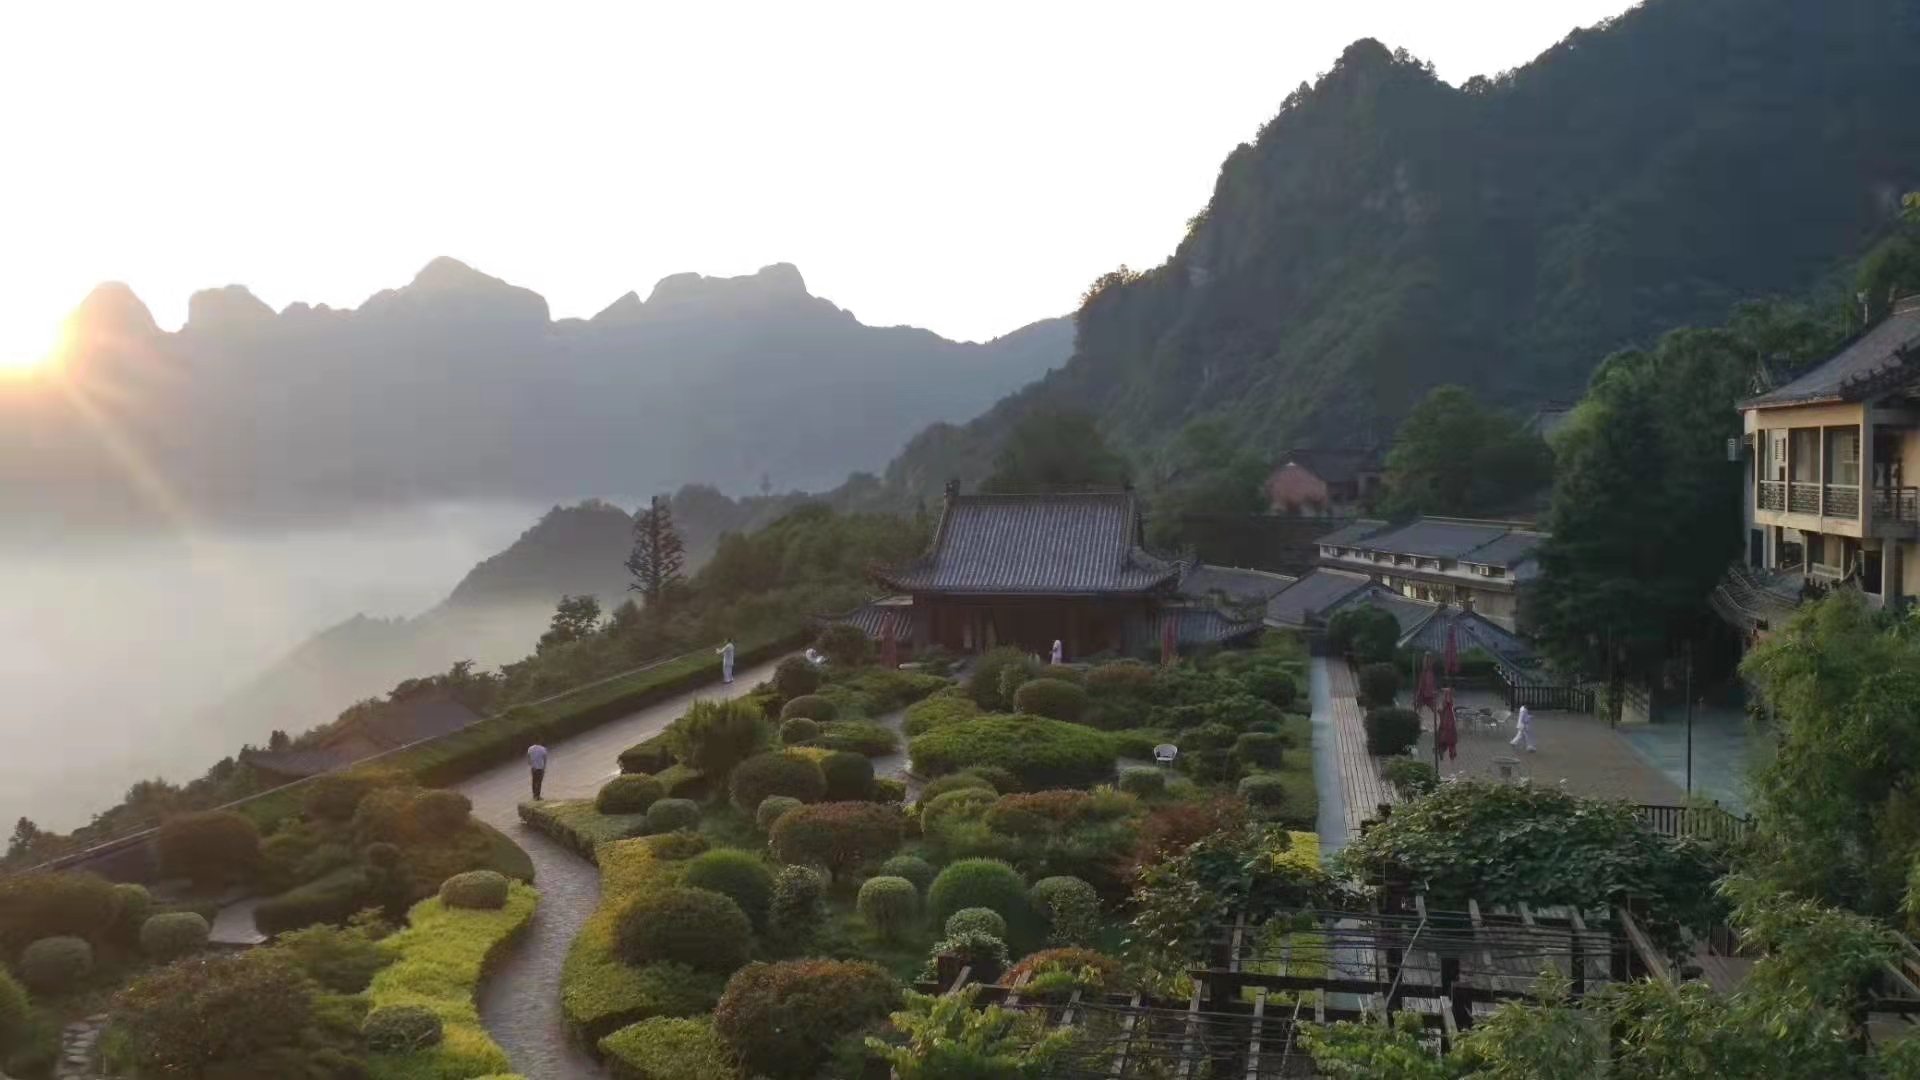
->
<box><xmin>410</xmin><ymin>256</ymin><xmax>502</xmax><ymax>292</ymax></box>
<box><xmin>645</xmin><ymin>263</ymin><xmax>811</xmax><ymax>307</ymax></box>
<box><xmin>67</xmin><ymin>282</ymin><xmax>159</xmax><ymax>338</ymax></box>
<box><xmin>186</xmin><ymin>285</ymin><xmax>274</xmax><ymax>331</ymax></box>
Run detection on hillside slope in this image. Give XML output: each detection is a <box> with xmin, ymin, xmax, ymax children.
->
<box><xmin>880</xmin><ymin>0</ymin><xmax>1920</xmax><ymax>501</ymax></box>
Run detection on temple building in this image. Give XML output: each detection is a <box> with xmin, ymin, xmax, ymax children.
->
<box><xmin>824</xmin><ymin>486</ymin><xmax>1278</xmax><ymax>660</ymax></box>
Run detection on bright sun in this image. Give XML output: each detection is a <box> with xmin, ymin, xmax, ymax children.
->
<box><xmin>0</xmin><ymin>318</ymin><xmax>69</xmax><ymax>379</ymax></box>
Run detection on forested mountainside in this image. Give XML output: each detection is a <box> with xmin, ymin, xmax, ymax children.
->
<box><xmin>0</xmin><ymin>260</ymin><xmax>1068</xmax><ymax>537</ymax></box>
<box><xmin>880</xmin><ymin>0</ymin><xmax>1920</xmax><ymax>502</ymax></box>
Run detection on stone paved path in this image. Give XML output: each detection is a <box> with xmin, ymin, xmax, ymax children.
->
<box><xmin>460</xmin><ymin>656</ymin><xmax>784</xmax><ymax>1078</ymax></box>
<box><xmin>1306</xmin><ymin>657</ymin><xmax>1350</xmax><ymax>856</ymax></box>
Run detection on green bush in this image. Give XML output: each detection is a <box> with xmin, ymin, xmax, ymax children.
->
<box><xmin>1363</xmin><ymin>707</ymin><xmax>1422</xmax><ymax>757</ymax></box>
<box><xmin>261</xmin><ymin>919</ymin><xmax>395</xmax><ymax>994</ymax></box>
<box><xmin>1013</xmin><ymin>678</ymin><xmax>1089</xmax><ymax>723</ymax></box>
<box><xmin>439</xmin><ymin>870</ymin><xmax>510</xmax><ymax>910</ymax></box>
<box><xmin>110</xmin><ymin>949</ymin><xmax>317</xmax><ymax>1076</ymax></box>
<box><xmin>598</xmin><ymin>774</ymin><xmax>666</xmax><ymax>814</ymax></box>
<box><xmin>879</xmin><ymin>855</ymin><xmax>934</xmax><ymax>894</ymax></box>
<box><xmin>653</xmin><ymin>764</ymin><xmax>711</xmax><ymax>801</ymax></box>
<box><xmin>618</xmin><ymin>734</ymin><xmax>678</xmax><ymax>775</ymax></box>
<box><xmin>729</xmin><ymin>752</ymin><xmax>827</xmax><ymax>814</ymax></box>
<box><xmin>363</xmin><ymin>1003</ymin><xmax>443</xmax><ymax>1053</ymax></box>
<box><xmin>599</xmin><ymin>1016</ymin><xmax>734</xmax><ymax>1080</ymax></box>
<box><xmin>773</xmin><ymin>656</ymin><xmax>823</xmax><ymax>701</ymax></box>
<box><xmin>253</xmin><ymin>867</ymin><xmax>373</xmax><ymax>935</ymax></box>
<box><xmin>363</xmin><ymin>882</ymin><xmax>535</xmax><ymax>1076</ymax></box>
<box><xmin>943</xmin><ymin>907</ymin><xmax>1007</xmax><ymax>940</ymax></box>
<box><xmin>646</xmin><ymin>831</ymin><xmax>711</xmax><ymax>861</ymax></box>
<box><xmin>302</xmin><ymin>770</ymin><xmax>403</xmax><ymax>823</ymax></box>
<box><xmin>1238</xmin><ymin>774</ymin><xmax>1289</xmax><ymax>807</ymax></box>
<box><xmin>364</xmin><ymin>841</ymin><xmax>401</xmax><ymax>869</ymax></box>
<box><xmin>684</xmin><ymin>850</ymin><xmax>775</xmax><ymax>930</ymax></box>
<box><xmin>769</xmin><ymin>802</ymin><xmax>905</xmax><ymax>879</ymax></box>
<box><xmin>412</xmin><ymin>789</ymin><xmax>473</xmax><ymax>831</ymax></box>
<box><xmin>1108</xmin><ymin>728</ymin><xmax>1164</xmax><ymax>760</ymax></box>
<box><xmin>780</xmin><ymin>695</ymin><xmax>837</xmax><ymax>723</ymax></box>
<box><xmin>1327</xmin><ymin>607</ymin><xmax>1398</xmax><ymax>664</ymax></box>
<box><xmin>779</xmin><ymin>717</ymin><xmax>820</xmax><ymax>745</ymax></box>
<box><xmin>817</xmin><ymin>624</ymin><xmax>873</xmax><ymax>668</ymax></box>
<box><xmin>756</xmin><ymin>795</ymin><xmax>803</xmax><ymax>833</ymax></box>
<box><xmin>967</xmin><ymin>648</ymin><xmax>1037</xmax><ymax>711</ymax></box>
<box><xmin>768</xmin><ymin>866</ymin><xmax>826</xmax><ymax>945</ymax></box>
<box><xmin>1029</xmin><ymin>876</ymin><xmax>1101</xmax><ymax>946</ymax></box>
<box><xmin>1117</xmin><ymin>766</ymin><xmax>1167</xmax><ymax>798</ymax></box>
<box><xmin>821</xmin><ymin>752</ymin><xmax>876</xmax><ymax>801</ymax></box>
<box><xmin>1183</xmin><ymin>722</ymin><xmax>1238</xmax><ymax>751</ymax></box>
<box><xmin>646</xmin><ymin>799</ymin><xmax>702</xmax><ymax>834</ymax></box>
<box><xmin>910</xmin><ymin>716</ymin><xmax>1117</xmax><ymax>790</ymax></box>
<box><xmin>873</xmin><ymin>777</ymin><xmax>907</xmax><ymax>804</ymax></box>
<box><xmin>617</xmin><ymin>888</ymin><xmax>753</xmax><ymax>974</ymax></box>
<box><xmin>927</xmin><ymin>859</ymin><xmax>1027</xmax><ymax>926</ymax></box>
<box><xmin>856</xmin><ymin>876</ymin><xmax>918</xmax><ymax>941</ymax></box>
<box><xmin>19</xmin><ymin>936</ymin><xmax>90</xmax><ymax>994</ymax></box>
<box><xmin>814</xmin><ymin>720</ymin><xmax>899</xmax><ymax>756</ymax></box>
<box><xmin>667</xmin><ymin>698</ymin><xmax>770</xmax><ymax>781</ymax></box>
<box><xmin>138</xmin><ymin>912</ymin><xmax>209</xmax><ymax>960</ymax></box>
<box><xmin>1383</xmin><ymin>757</ymin><xmax>1440</xmax><ymax>800</ymax></box>
<box><xmin>1358</xmin><ymin>662</ymin><xmax>1402</xmax><ymax>709</ymax></box>
<box><xmin>1241</xmin><ymin>666</ymin><xmax>1298</xmax><ymax>709</ymax></box>
<box><xmin>918</xmin><ymin>773</ymin><xmax>997</xmax><ymax>802</ymax></box>
<box><xmin>712</xmin><ymin>959</ymin><xmax>900</xmax><ymax>1080</ymax></box>
<box><xmin>921</xmin><ymin>788</ymin><xmax>995</xmax><ymax>837</ymax></box>
<box><xmin>156</xmin><ymin>811</ymin><xmax>261</xmax><ymax>888</ymax></box>
<box><xmin>0</xmin><ymin>968</ymin><xmax>26</xmax><ymax>1049</ymax></box>
<box><xmin>902</xmin><ymin>693</ymin><xmax>980</xmax><ymax>737</ymax></box>
<box><xmin>1235</xmin><ymin>731</ymin><xmax>1285</xmax><ymax>768</ymax></box>
<box><xmin>964</xmin><ymin>765</ymin><xmax>1022</xmax><ymax>794</ymax></box>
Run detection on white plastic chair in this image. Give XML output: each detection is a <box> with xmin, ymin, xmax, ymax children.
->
<box><xmin>1153</xmin><ymin>743</ymin><xmax>1179</xmax><ymax>766</ymax></box>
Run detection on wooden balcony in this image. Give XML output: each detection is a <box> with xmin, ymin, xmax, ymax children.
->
<box><xmin>1757</xmin><ymin>480</ymin><xmax>1785</xmax><ymax>512</ymax></box>
<box><xmin>1789</xmin><ymin>482</ymin><xmax>1822</xmax><ymax>515</ymax></box>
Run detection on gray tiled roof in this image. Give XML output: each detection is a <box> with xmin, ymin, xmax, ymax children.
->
<box><xmin>875</xmin><ymin>493</ymin><xmax>1183</xmax><ymax>595</ymax></box>
<box><xmin>1314</xmin><ymin>519</ymin><xmax>1389</xmax><ymax>547</ymax></box>
<box><xmin>1399</xmin><ymin>607</ymin><xmax>1541</xmax><ymax>681</ymax></box>
<box><xmin>1178</xmin><ymin>565</ymin><xmax>1295</xmax><ymax>605</ymax></box>
<box><xmin>1743</xmin><ymin>300</ymin><xmax>1920</xmax><ymax>407</ymax></box>
<box><xmin>1345</xmin><ymin>519</ymin><xmax>1545</xmax><ymax>566</ymax></box>
<box><xmin>1159</xmin><ymin>606</ymin><xmax>1265</xmax><ymax>647</ymax></box>
<box><xmin>1327</xmin><ymin>585</ymin><xmax>1438</xmax><ymax>635</ymax></box>
<box><xmin>1456</xmin><ymin>530</ymin><xmax>1545</xmax><ymax>568</ymax></box>
<box><xmin>1264</xmin><ymin>568</ymin><xmax>1372</xmax><ymax>627</ymax></box>
<box><xmin>817</xmin><ymin>600</ymin><xmax>917</xmax><ymax>643</ymax></box>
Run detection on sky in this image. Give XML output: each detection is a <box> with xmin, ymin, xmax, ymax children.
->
<box><xmin>0</xmin><ymin>0</ymin><xmax>1637</xmax><ymax>361</ymax></box>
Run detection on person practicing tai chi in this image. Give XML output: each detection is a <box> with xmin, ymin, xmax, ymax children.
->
<box><xmin>527</xmin><ymin>742</ymin><xmax>549</xmax><ymax>799</ymax></box>
<box><xmin>1051</xmin><ymin>639</ymin><xmax>1064</xmax><ymax>666</ymax></box>
<box><xmin>1509</xmin><ymin>704</ymin><xmax>1536</xmax><ymax>753</ymax></box>
<box><xmin>718</xmin><ymin>637</ymin><xmax>736</xmax><ymax>684</ymax></box>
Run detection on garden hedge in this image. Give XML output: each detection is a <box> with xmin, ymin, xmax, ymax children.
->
<box><xmin>778</xmin><ymin>717</ymin><xmax>820</xmax><ymax>745</ymax></box>
<box><xmin>682</xmin><ymin>850</ymin><xmax>775</xmax><ymax>931</ymax></box>
<box><xmin>1363</xmin><ymin>707</ymin><xmax>1421</xmax><ymax>757</ymax></box>
<box><xmin>138</xmin><ymin>912</ymin><xmax>209</xmax><ymax>961</ymax></box>
<box><xmin>909</xmin><ymin>716</ymin><xmax>1117</xmax><ymax>790</ymax></box>
<box><xmin>768</xmin><ymin>802</ymin><xmax>905</xmax><ymax>879</ymax></box>
<box><xmin>728</xmin><ymin>753</ymin><xmax>826</xmax><ymax>815</ymax></box>
<box><xmin>878</xmin><ymin>854</ymin><xmax>934</xmax><ymax>894</ymax></box>
<box><xmin>944</xmin><ymin>907</ymin><xmax>1008</xmax><ymax>940</ymax></box>
<box><xmin>927</xmin><ymin>859</ymin><xmax>1028</xmax><ymax>926</ymax></box>
<box><xmin>779</xmin><ymin>695</ymin><xmax>836</xmax><ymax>723</ymax></box>
<box><xmin>363</xmin><ymin>881</ymin><xmax>537</xmax><ymax>1080</ymax></box>
<box><xmin>440</xmin><ymin>871</ymin><xmax>511</xmax><ymax>911</ymax></box>
<box><xmin>820</xmin><ymin>752</ymin><xmax>875</xmax><ymax>802</ymax></box>
<box><xmin>902</xmin><ymin>693</ymin><xmax>980</xmax><ymax>737</ymax></box>
<box><xmin>599</xmin><ymin>1017</ymin><xmax>734</xmax><ymax>1080</ymax></box>
<box><xmin>712</xmin><ymin>959</ymin><xmax>900</xmax><ymax>1080</ymax></box>
<box><xmin>254</xmin><ymin>866</ymin><xmax>374</xmax><ymax>936</ymax></box>
<box><xmin>1012</xmin><ymin>678</ymin><xmax>1089</xmax><ymax>723</ymax></box>
<box><xmin>617</xmin><ymin>734</ymin><xmax>677</xmax><ymax>776</ymax></box>
<box><xmin>19</xmin><ymin>936</ymin><xmax>91</xmax><ymax>994</ymax></box>
<box><xmin>517</xmin><ymin>801</ymin><xmax>651</xmax><ymax>860</ymax></box>
<box><xmin>561</xmin><ymin>840</ymin><xmax>726</xmax><ymax>1045</ymax></box>
<box><xmin>597</xmin><ymin>775</ymin><xmax>665</xmax><ymax>815</ymax></box>
<box><xmin>645</xmin><ymin>799</ymin><xmax>701</xmax><ymax>835</ymax></box>
<box><xmin>1117</xmin><ymin>766</ymin><xmax>1166</xmax><ymax>799</ymax></box>
<box><xmin>856</xmin><ymin>876</ymin><xmax>917</xmax><ymax>941</ymax></box>
<box><xmin>617</xmin><ymin>888</ymin><xmax>753</xmax><ymax>974</ymax></box>
<box><xmin>755</xmin><ymin>796</ymin><xmax>803</xmax><ymax>833</ymax></box>
<box><xmin>813</xmin><ymin>720</ymin><xmax>899</xmax><ymax>757</ymax></box>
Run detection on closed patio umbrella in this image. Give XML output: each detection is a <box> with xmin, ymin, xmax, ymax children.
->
<box><xmin>1415</xmin><ymin>652</ymin><xmax>1439</xmax><ymax>714</ymax></box>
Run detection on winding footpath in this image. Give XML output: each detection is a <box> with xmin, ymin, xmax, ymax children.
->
<box><xmin>457</xmin><ymin>656</ymin><xmax>785</xmax><ymax>1079</ymax></box>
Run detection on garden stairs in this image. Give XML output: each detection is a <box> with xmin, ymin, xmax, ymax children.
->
<box><xmin>1328</xmin><ymin>662</ymin><xmax>1389</xmax><ymax>835</ymax></box>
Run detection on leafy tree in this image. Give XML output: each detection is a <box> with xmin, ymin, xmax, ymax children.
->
<box><xmin>868</xmin><ymin>984</ymin><xmax>1075</xmax><ymax>1079</ymax></box>
<box><xmin>1326</xmin><ymin>606</ymin><xmax>1398</xmax><ymax>665</ymax></box>
<box><xmin>979</xmin><ymin>408</ymin><xmax>1130</xmax><ymax>494</ymax></box>
<box><xmin>666</xmin><ymin>698</ymin><xmax>769</xmax><ymax>781</ymax></box>
<box><xmin>5</xmin><ymin>819</ymin><xmax>43</xmax><ymax>865</ymax></box>
<box><xmin>537</xmin><ymin>594</ymin><xmax>602</xmax><ymax>653</ymax></box>
<box><xmin>1147</xmin><ymin>419</ymin><xmax>1270</xmax><ymax>549</ymax></box>
<box><xmin>1856</xmin><ymin>192</ymin><xmax>1920</xmax><ymax>325</ymax></box>
<box><xmin>1378</xmin><ymin>386</ymin><xmax>1551</xmax><ymax>518</ymax></box>
<box><xmin>626</xmin><ymin>493</ymin><xmax>687</xmax><ymax>606</ymax></box>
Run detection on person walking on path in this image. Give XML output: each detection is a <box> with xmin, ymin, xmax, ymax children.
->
<box><xmin>1050</xmin><ymin>639</ymin><xmax>1064</xmax><ymax>666</ymax></box>
<box><xmin>718</xmin><ymin>638</ymin><xmax>736</xmax><ymax>684</ymax></box>
<box><xmin>1509</xmin><ymin>704</ymin><xmax>1536</xmax><ymax>753</ymax></box>
<box><xmin>527</xmin><ymin>743</ymin><xmax>548</xmax><ymax>799</ymax></box>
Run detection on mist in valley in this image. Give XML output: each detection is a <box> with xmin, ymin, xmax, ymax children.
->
<box><xmin>0</xmin><ymin>501</ymin><xmax>545</xmax><ymax>833</ymax></box>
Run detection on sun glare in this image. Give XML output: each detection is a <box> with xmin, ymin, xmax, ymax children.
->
<box><xmin>0</xmin><ymin>319</ymin><xmax>69</xmax><ymax>379</ymax></box>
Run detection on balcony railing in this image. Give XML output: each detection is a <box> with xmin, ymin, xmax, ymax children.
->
<box><xmin>1757</xmin><ymin>480</ymin><xmax>1786</xmax><ymax>512</ymax></box>
<box><xmin>1825</xmin><ymin>484</ymin><xmax>1860</xmax><ymax>519</ymax></box>
<box><xmin>1789</xmin><ymin>482</ymin><xmax>1822</xmax><ymax>515</ymax></box>
<box><xmin>1874</xmin><ymin>487</ymin><xmax>1920</xmax><ymax>524</ymax></box>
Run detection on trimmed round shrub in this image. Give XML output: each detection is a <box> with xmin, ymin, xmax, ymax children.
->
<box><xmin>873</xmin><ymin>777</ymin><xmax>907</xmax><ymax>804</ymax></box>
<box><xmin>1358</xmin><ymin>662</ymin><xmax>1402</xmax><ymax>709</ymax></box>
<box><xmin>813</xmin><ymin>720</ymin><xmax>900</xmax><ymax>757</ymax></box>
<box><xmin>964</xmin><ymin>765</ymin><xmax>1022</xmax><ymax>794</ymax></box>
<box><xmin>879</xmin><ymin>854</ymin><xmax>934</xmax><ymax>894</ymax></box>
<box><xmin>821</xmin><ymin>752</ymin><xmax>875</xmax><ymax>802</ymax></box>
<box><xmin>109</xmin><ymin>882</ymin><xmax>153</xmax><ymax>946</ymax></box>
<box><xmin>1363</xmin><ymin>707</ymin><xmax>1422</xmax><ymax>757</ymax></box>
<box><xmin>1383</xmin><ymin>757</ymin><xmax>1440</xmax><ymax>800</ymax></box>
<box><xmin>1182</xmin><ymin>722</ymin><xmax>1238</xmax><ymax>751</ymax></box>
<box><xmin>1242</xmin><ymin>666</ymin><xmax>1298</xmax><ymax>709</ymax></box>
<box><xmin>856</xmin><ymin>876</ymin><xmax>917</xmax><ymax>940</ymax></box>
<box><xmin>19</xmin><ymin>936</ymin><xmax>91</xmax><ymax>994</ymax></box>
<box><xmin>619</xmin><ymin>734</ymin><xmax>678</xmax><ymax>775</ymax></box>
<box><xmin>412</xmin><ymin>789</ymin><xmax>473</xmax><ymax>831</ymax></box>
<box><xmin>944</xmin><ymin>906</ymin><xmax>1007</xmax><ymax>940</ymax></box>
<box><xmin>729</xmin><ymin>753</ymin><xmax>826</xmax><ymax>814</ymax></box>
<box><xmin>0</xmin><ymin>968</ymin><xmax>26</xmax><ymax>1047</ymax></box>
<box><xmin>654</xmin><ymin>764</ymin><xmax>712</xmax><ymax>801</ymax></box>
<box><xmin>966</xmin><ymin>647</ymin><xmax>1037</xmax><ymax>711</ymax></box>
<box><xmin>364</xmin><ymin>841</ymin><xmax>401</xmax><ymax>869</ymax></box>
<box><xmin>1117</xmin><ymin>766</ymin><xmax>1166</xmax><ymax>798</ymax></box>
<box><xmin>598</xmin><ymin>774</ymin><xmax>665</xmax><ymax>814</ymax></box>
<box><xmin>646</xmin><ymin>798</ymin><xmax>702</xmax><ymax>834</ymax></box>
<box><xmin>1029</xmin><ymin>876</ymin><xmax>1101</xmax><ymax>946</ymax></box>
<box><xmin>779</xmin><ymin>695</ymin><xmax>836</xmax><ymax>723</ymax></box>
<box><xmin>684</xmin><ymin>849</ymin><xmax>775</xmax><ymax>930</ymax></box>
<box><xmin>779</xmin><ymin>717</ymin><xmax>820</xmax><ymax>745</ymax></box>
<box><xmin>756</xmin><ymin>795</ymin><xmax>803</xmax><ymax>833</ymax></box>
<box><xmin>156</xmin><ymin>811</ymin><xmax>260</xmax><ymax>888</ymax></box>
<box><xmin>713</xmin><ymin>959</ymin><xmax>900</xmax><ymax>1080</ymax></box>
<box><xmin>667</xmin><ymin>698</ymin><xmax>771</xmax><ymax>782</ymax></box>
<box><xmin>363</xmin><ymin>1004</ymin><xmax>443</xmax><ymax>1054</ymax></box>
<box><xmin>769</xmin><ymin>865</ymin><xmax>826</xmax><ymax>941</ymax></box>
<box><xmin>139</xmin><ymin>912</ymin><xmax>210</xmax><ymax>960</ymax></box>
<box><xmin>918</xmin><ymin>773</ymin><xmax>997</xmax><ymax>802</ymax></box>
<box><xmin>439</xmin><ymin>870</ymin><xmax>510</xmax><ymax>910</ymax></box>
<box><xmin>1238</xmin><ymin>774</ymin><xmax>1289</xmax><ymax>808</ymax></box>
<box><xmin>769</xmin><ymin>802</ymin><xmax>905</xmax><ymax>879</ymax></box>
<box><xmin>921</xmin><ymin>787</ymin><xmax>995</xmax><ymax>834</ymax></box>
<box><xmin>1235</xmin><ymin>731</ymin><xmax>1285</xmax><ymax>768</ymax></box>
<box><xmin>598</xmin><ymin>1016</ymin><xmax>734</xmax><ymax>1080</ymax></box>
<box><xmin>1013</xmin><ymin>678</ymin><xmax>1089</xmax><ymax>723</ymax></box>
<box><xmin>773</xmin><ymin>656</ymin><xmax>823</xmax><ymax>701</ymax></box>
<box><xmin>903</xmin><ymin>693</ymin><xmax>980</xmax><ymax>737</ymax></box>
<box><xmin>910</xmin><ymin>717</ymin><xmax>1117</xmax><ymax>791</ymax></box>
<box><xmin>302</xmin><ymin>770</ymin><xmax>401</xmax><ymax>823</ymax></box>
<box><xmin>645</xmin><ymin>830</ymin><xmax>711</xmax><ymax>860</ymax></box>
<box><xmin>927</xmin><ymin>858</ymin><xmax>1027</xmax><ymax>925</ymax></box>
<box><xmin>618</xmin><ymin>887</ymin><xmax>753</xmax><ymax>974</ymax></box>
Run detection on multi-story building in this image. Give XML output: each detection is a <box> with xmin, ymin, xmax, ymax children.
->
<box><xmin>1308</xmin><ymin>517</ymin><xmax>1545</xmax><ymax>631</ymax></box>
<box><xmin>1740</xmin><ymin>296</ymin><xmax>1920</xmax><ymax>609</ymax></box>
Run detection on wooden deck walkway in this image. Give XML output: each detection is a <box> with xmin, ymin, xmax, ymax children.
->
<box><xmin>1328</xmin><ymin>661</ymin><xmax>1389</xmax><ymax>836</ymax></box>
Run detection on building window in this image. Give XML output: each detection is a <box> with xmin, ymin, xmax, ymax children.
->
<box><xmin>1790</xmin><ymin>429</ymin><xmax>1822</xmax><ymax>482</ymax></box>
<box><xmin>1826</xmin><ymin>427</ymin><xmax>1861</xmax><ymax>487</ymax></box>
<box><xmin>1807</xmin><ymin>532</ymin><xmax>1825</xmax><ymax>568</ymax></box>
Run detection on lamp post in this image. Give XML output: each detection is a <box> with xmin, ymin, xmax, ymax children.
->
<box><xmin>1684</xmin><ymin>638</ymin><xmax>1694</xmax><ymax>797</ymax></box>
